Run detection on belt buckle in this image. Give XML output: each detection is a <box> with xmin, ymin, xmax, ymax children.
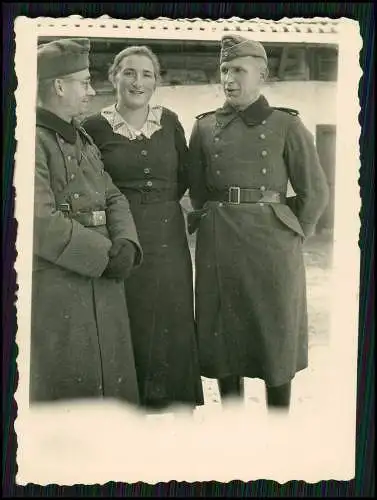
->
<box><xmin>228</xmin><ymin>186</ymin><xmax>241</xmax><ymax>205</ymax></box>
<box><xmin>91</xmin><ymin>211</ymin><xmax>106</xmax><ymax>226</ymax></box>
<box><xmin>59</xmin><ymin>203</ymin><xmax>71</xmax><ymax>213</ymax></box>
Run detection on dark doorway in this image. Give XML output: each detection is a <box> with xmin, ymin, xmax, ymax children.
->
<box><xmin>316</xmin><ymin>125</ymin><xmax>336</xmax><ymax>234</ymax></box>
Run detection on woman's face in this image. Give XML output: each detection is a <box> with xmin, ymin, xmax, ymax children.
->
<box><xmin>113</xmin><ymin>54</ymin><xmax>157</xmax><ymax>110</ymax></box>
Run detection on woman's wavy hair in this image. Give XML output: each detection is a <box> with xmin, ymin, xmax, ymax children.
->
<box><xmin>108</xmin><ymin>45</ymin><xmax>161</xmax><ymax>87</ymax></box>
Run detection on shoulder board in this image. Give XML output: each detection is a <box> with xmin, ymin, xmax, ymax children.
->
<box><xmin>195</xmin><ymin>110</ymin><xmax>216</xmax><ymax>120</ymax></box>
<box><xmin>273</xmin><ymin>107</ymin><xmax>299</xmax><ymax>116</ymax></box>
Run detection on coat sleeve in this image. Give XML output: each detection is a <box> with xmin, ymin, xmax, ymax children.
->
<box><xmin>104</xmin><ymin>173</ymin><xmax>143</xmax><ymax>267</ymax></box>
<box><xmin>34</xmin><ymin>137</ymin><xmax>112</xmax><ymax>278</ymax></box>
<box><xmin>173</xmin><ymin>115</ymin><xmax>190</xmax><ymax>200</ymax></box>
<box><xmin>284</xmin><ymin>117</ymin><xmax>330</xmax><ymax>237</ymax></box>
<box><xmin>187</xmin><ymin>120</ymin><xmax>209</xmax><ymax>210</ymax></box>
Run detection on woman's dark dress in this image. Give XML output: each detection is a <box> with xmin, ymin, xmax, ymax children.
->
<box><xmin>83</xmin><ymin>108</ymin><xmax>204</xmax><ymax>409</ymax></box>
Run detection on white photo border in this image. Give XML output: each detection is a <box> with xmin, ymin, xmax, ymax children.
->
<box><xmin>14</xmin><ymin>16</ymin><xmax>362</xmax><ymax>485</ymax></box>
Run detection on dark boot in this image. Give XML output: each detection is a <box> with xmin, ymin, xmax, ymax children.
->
<box><xmin>218</xmin><ymin>375</ymin><xmax>244</xmax><ymax>401</ymax></box>
<box><xmin>265</xmin><ymin>381</ymin><xmax>292</xmax><ymax>411</ymax></box>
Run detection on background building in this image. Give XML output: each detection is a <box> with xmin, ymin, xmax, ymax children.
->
<box><xmin>39</xmin><ymin>19</ymin><xmax>339</xmax><ymax>233</ymax></box>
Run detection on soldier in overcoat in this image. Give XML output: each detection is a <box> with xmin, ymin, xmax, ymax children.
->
<box><xmin>31</xmin><ymin>38</ymin><xmax>143</xmax><ymax>404</ymax></box>
<box><xmin>188</xmin><ymin>35</ymin><xmax>330</xmax><ymax>410</ymax></box>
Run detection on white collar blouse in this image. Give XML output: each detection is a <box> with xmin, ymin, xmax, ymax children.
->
<box><xmin>100</xmin><ymin>104</ymin><xmax>163</xmax><ymax>141</ymax></box>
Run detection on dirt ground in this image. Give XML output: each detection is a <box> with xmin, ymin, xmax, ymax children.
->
<box><xmin>186</xmin><ymin>229</ymin><xmax>334</xmax><ymax>407</ymax></box>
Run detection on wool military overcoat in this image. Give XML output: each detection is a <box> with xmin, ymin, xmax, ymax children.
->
<box><xmin>30</xmin><ymin>107</ymin><xmax>143</xmax><ymax>404</ymax></box>
<box><xmin>188</xmin><ymin>95</ymin><xmax>329</xmax><ymax>387</ymax></box>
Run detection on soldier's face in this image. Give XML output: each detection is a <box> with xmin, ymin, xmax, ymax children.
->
<box><xmin>59</xmin><ymin>69</ymin><xmax>96</xmax><ymax>117</ymax></box>
<box><xmin>113</xmin><ymin>55</ymin><xmax>157</xmax><ymax>110</ymax></box>
<box><xmin>220</xmin><ymin>56</ymin><xmax>266</xmax><ymax>109</ymax></box>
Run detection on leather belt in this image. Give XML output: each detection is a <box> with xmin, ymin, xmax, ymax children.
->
<box><xmin>208</xmin><ymin>187</ymin><xmax>286</xmax><ymax>205</ymax></box>
<box><xmin>59</xmin><ymin>204</ymin><xmax>107</xmax><ymax>227</ymax></box>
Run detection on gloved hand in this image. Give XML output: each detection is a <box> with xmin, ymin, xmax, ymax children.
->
<box><xmin>102</xmin><ymin>239</ymin><xmax>137</xmax><ymax>280</ymax></box>
<box><xmin>187</xmin><ymin>208</ymin><xmax>208</xmax><ymax>235</ymax></box>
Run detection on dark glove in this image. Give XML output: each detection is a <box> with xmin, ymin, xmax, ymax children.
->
<box><xmin>102</xmin><ymin>239</ymin><xmax>137</xmax><ymax>280</ymax></box>
<box><xmin>187</xmin><ymin>208</ymin><xmax>208</xmax><ymax>235</ymax></box>
<box><xmin>287</xmin><ymin>196</ymin><xmax>299</xmax><ymax>217</ymax></box>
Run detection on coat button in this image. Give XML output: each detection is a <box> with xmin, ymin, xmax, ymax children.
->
<box><xmin>214</xmin><ymin>153</ymin><xmax>219</xmax><ymax>159</ymax></box>
<box><xmin>261</xmin><ymin>150</ymin><xmax>268</xmax><ymax>157</ymax></box>
<box><xmin>144</xmin><ymin>168</ymin><xmax>151</xmax><ymax>174</ymax></box>
<box><xmin>67</xmin><ymin>155</ymin><xmax>72</xmax><ymax>161</ymax></box>
<box><xmin>261</xmin><ymin>168</ymin><xmax>267</xmax><ymax>174</ymax></box>
<box><xmin>260</xmin><ymin>134</ymin><xmax>266</xmax><ymax>139</ymax></box>
<box><xmin>70</xmin><ymin>173</ymin><xmax>75</xmax><ymax>180</ymax></box>
<box><xmin>214</xmin><ymin>137</ymin><xmax>220</xmax><ymax>142</ymax></box>
<box><xmin>73</xmin><ymin>193</ymin><xmax>80</xmax><ymax>199</ymax></box>
<box><xmin>216</xmin><ymin>170</ymin><xmax>221</xmax><ymax>175</ymax></box>
<box><xmin>141</xmin><ymin>150</ymin><xmax>148</xmax><ymax>156</ymax></box>
<box><xmin>219</xmin><ymin>202</ymin><xmax>224</xmax><ymax>207</ymax></box>
<box><xmin>260</xmin><ymin>186</ymin><xmax>266</xmax><ymax>192</ymax></box>
<box><xmin>261</xmin><ymin>120</ymin><xmax>267</xmax><ymax>125</ymax></box>
<box><xmin>146</xmin><ymin>181</ymin><xmax>153</xmax><ymax>187</ymax></box>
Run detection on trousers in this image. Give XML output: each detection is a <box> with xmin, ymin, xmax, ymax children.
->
<box><xmin>218</xmin><ymin>375</ymin><xmax>292</xmax><ymax>408</ymax></box>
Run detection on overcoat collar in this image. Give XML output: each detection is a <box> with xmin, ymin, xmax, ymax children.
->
<box><xmin>215</xmin><ymin>94</ymin><xmax>274</xmax><ymax>128</ymax></box>
<box><xmin>36</xmin><ymin>107</ymin><xmax>79</xmax><ymax>144</ymax></box>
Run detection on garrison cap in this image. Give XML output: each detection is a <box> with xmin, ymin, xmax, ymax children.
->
<box><xmin>37</xmin><ymin>38</ymin><xmax>90</xmax><ymax>80</ymax></box>
<box><xmin>220</xmin><ymin>35</ymin><xmax>267</xmax><ymax>65</ymax></box>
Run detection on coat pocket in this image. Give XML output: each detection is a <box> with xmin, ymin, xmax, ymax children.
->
<box><xmin>270</xmin><ymin>204</ymin><xmax>306</xmax><ymax>239</ymax></box>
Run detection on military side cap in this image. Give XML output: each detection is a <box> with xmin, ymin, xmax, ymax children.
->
<box><xmin>37</xmin><ymin>38</ymin><xmax>90</xmax><ymax>80</ymax></box>
<box><xmin>220</xmin><ymin>35</ymin><xmax>267</xmax><ymax>64</ymax></box>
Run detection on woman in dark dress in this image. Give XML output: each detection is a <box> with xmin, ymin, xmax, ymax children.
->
<box><xmin>82</xmin><ymin>46</ymin><xmax>204</xmax><ymax>412</ymax></box>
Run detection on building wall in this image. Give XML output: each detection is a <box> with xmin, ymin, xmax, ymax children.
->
<box><xmin>87</xmin><ymin>81</ymin><xmax>337</xmax><ymax>140</ymax></box>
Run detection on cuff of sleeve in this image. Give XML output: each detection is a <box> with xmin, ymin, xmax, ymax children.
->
<box><xmin>55</xmin><ymin>222</ymin><xmax>112</xmax><ymax>277</ymax></box>
<box><xmin>190</xmin><ymin>198</ymin><xmax>205</xmax><ymax>210</ymax></box>
<box><xmin>130</xmin><ymin>240</ymin><xmax>143</xmax><ymax>267</ymax></box>
<box><xmin>112</xmin><ymin>238</ymin><xmax>143</xmax><ymax>268</ymax></box>
<box><xmin>299</xmin><ymin>222</ymin><xmax>316</xmax><ymax>238</ymax></box>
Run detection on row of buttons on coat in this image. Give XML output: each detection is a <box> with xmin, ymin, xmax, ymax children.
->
<box><xmin>214</xmin><ymin>126</ymin><xmax>269</xmax><ymax>204</ymax></box>
<box><xmin>214</xmin><ymin>132</ymin><xmax>266</xmax><ymax>143</ymax></box>
<box><xmin>214</xmin><ymin>158</ymin><xmax>268</xmax><ymax>180</ymax></box>
<box><xmin>214</xmin><ymin>149</ymin><xmax>268</xmax><ymax>160</ymax></box>
<box><xmin>140</xmin><ymin>149</ymin><xmax>154</xmax><ymax>188</ymax></box>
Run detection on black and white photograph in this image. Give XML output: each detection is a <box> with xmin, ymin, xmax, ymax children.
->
<box><xmin>14</xmin><ymin>16</ymin><xmax>361</xmax><ymax>484</ymax></box>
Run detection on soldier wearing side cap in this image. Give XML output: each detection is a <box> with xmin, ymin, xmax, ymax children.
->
<box><xmin>31</xmin><ymin>38</ymin><xmax>143</xmax><ymax>404</ymax></box>
<box><xmin>188</xmin><ymin>35</ymin><xmax>329</xmax><ymax>411</ymax></box>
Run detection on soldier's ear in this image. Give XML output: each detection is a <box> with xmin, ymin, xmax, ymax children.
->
<box><xmin>260</xmin><ymin>65</ymin><xmax>269</xmax><ymax>82</ymax></box>
<box><xmin>54</xmin><ymin>78</ymin><xmax>65</xmax><ymax>97</ymax></box>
